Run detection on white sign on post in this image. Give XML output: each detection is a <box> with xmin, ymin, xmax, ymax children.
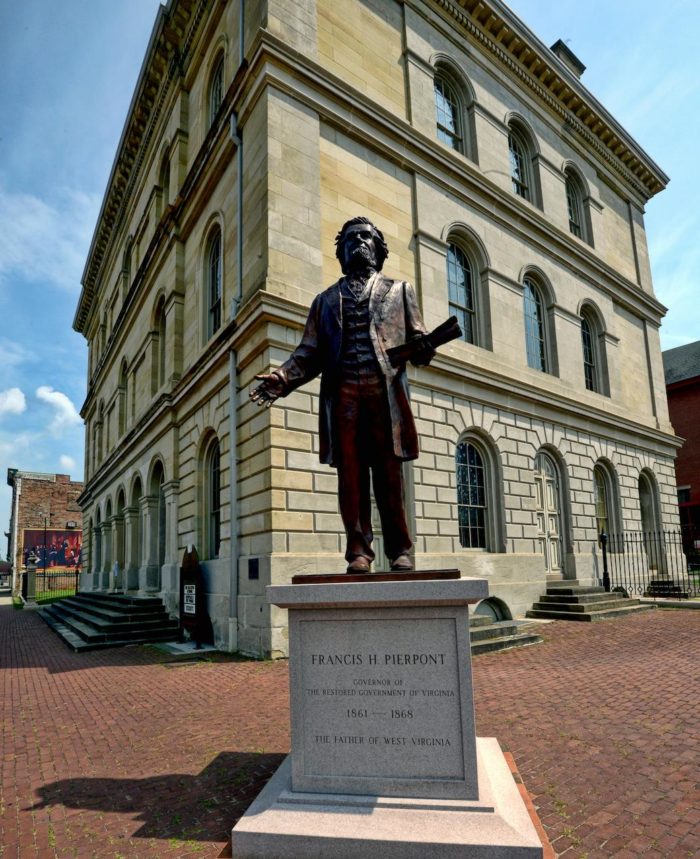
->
<box><xmin>184</xmin><ymin>583</ymin><xmax>196</xmax><ymax>615</ymax></box>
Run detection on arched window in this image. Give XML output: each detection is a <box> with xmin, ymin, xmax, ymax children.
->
<box><xmin>638</xmin><ymin>471</ymin><xmax>660</xmax><ymax>534</ymax></box>
<box><xmin>456</xmin><ymin>440</ymin><xmax>488</xmax><ymax>549</ymax></box>
<box><xmin>508</xmin><ymin>124</ymin><xmax>533</xmax><ymax>201</ymax></box>
<box><xmin>158</xmin><ymin>306</ymin><xmax>166</xmax><ymax>388</ymax></box>
<box><xmin>434</xmin><ymin>71</ymin><xmax>463</xmax><ymax>153</ymax></box>
<box><xmin>97</xmin><ymin>402</ymin><xmax>105</xmax><ymax>466</ymax></box>
<box><xmin>122</xmin><ymin>241</ymin><xmax>133</xmax><ymax>301</ymax></box>
<box><xmin>580</xmin><ymin>304</ymin><xmax>608</xmax><ymax>395</ymax></box>
<box><xmin>100</xmin><ymin>310</ymin><xmax>107</xmax><ymax>355</ymax></box>
<box><xmin>208</xmin><ymin>54</ymin><xmax>224</xmax><ymax>129</ymax></box>
<box><xmin>205</xmin><ymin>437</ymin><xmax>222</xmax><ymax>559</ymax></box>
<box><xmin>206</xmin><ymin>228</ymin><xmax>223</xmax><ymax>338</ymax></box>
<box><xmin>581</xmin><ymin>315</ymin><xmax>596</xmax><ymax>391</ymax></box>
<box><xmin>565</xmin><ymin>169</ymin><xmax>584</xmax><ymax>238</ymax></box>
<box><xmin>118</xmin><ymin>360</ymin><xmax>128</xmax><ymax>436</ymax></box>
<box><xmin>594</xmin><ymin>462</ymin><xmax>620</xmax><ymax>539</ymax></box>
<box><xmin>446</xmin><ymin>243</ymin><xmax>477</xmax><ymax>345</ymax></box>
<box><xmin>152</xmin><ymin>296</ymin><xmax>166</xmax><ymax>392</ymax></box>
<box><xmin>523</xmin><ymin>277</ymin><xmax>548</xmax><ymax>372</ymax></box>
<box><xmin>594</xmin><ymin>466</ymin><xmax>610</xmax><ymax>536</ymax></box>
<box><xmin>159</xmin><ymin>153</ymin><xmax>171</xmax><ymax>211</ymax></box>
<box><xmin>638</xmin><ymin>470</ymin><xmax>662</xmax><ymax>569</ymax></box>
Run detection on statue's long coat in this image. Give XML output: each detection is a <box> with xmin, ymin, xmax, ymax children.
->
<box><xmin>274</xmin><ymin>272</ymin><xmax>429</xmax><ymax>467</ymax></box>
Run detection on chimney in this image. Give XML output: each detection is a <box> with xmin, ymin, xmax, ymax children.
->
<box><xmin>550</xmin><ymin>39</ymin><xmax>585</xmax><ymax>79</ymax></box>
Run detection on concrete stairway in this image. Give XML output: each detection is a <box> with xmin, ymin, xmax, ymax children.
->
<box><xmin>470</xmin><ymin>614</ymin><xmax>544</xmax><ymax>655</ymax></box>
<box><xmin>526</xmin><ymin>581</ymin><xmax>656</xmax><ymax>622</ymax></box>
<box><xmin>39</xmin><ymin>592</ymin><xmax>179</xmax><ymax>652</ymax></box>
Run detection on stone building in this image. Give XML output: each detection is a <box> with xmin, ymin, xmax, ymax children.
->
<box><xmin>663</xmin><ymin>341</ymin><xmax>700</xmax><ymax>534</ymax></box>
<box><xmin>75</xmin><ymin>0</ymin><xmax>678</xmax><ymax>656</ymax></box>
<box><xmin>6</xmin><ymin>470</ymin><xmax>84</xmax><ymax>593</ymax></box>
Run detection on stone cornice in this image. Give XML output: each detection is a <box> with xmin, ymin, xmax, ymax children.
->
<box><xmin>74</xmin><ymin>0</ymin><xmax>210</xmax><ymax>335</ymax></box>
<box><xmin>422</xmin><ymin>350</ymin><xmax>682</xmax><ymax>455</ymax></box>
<box><xmin>426</xmin><ymin>0</ymin><xmax>668</xmax><ymax>200</ymax></box>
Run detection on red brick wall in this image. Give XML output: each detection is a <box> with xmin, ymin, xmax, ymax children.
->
<box><xmin>11</xmin><ymin>474</ymin><xmax>84</xmax><ymax>574</ymax></box>
<box><xmin>667</xmin><ymin>377</ymin><xmax>700</xmax><ymax>504</ymax></box>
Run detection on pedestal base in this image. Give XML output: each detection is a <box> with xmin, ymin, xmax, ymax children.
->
<box><xmin>231</xmin><ymin>737</ymin><xmax>543</xmax><ymax>858</ymax></box>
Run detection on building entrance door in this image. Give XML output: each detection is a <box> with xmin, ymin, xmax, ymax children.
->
<box><xmin>535</xmin><ymin>452</ymin><xmax>563</xmax><ymax>578</ymax></box>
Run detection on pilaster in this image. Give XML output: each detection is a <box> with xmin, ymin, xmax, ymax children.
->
<box><xmin>139</xmin><ymin>495</ymin><xmax>161</xmax><ymax>593</ymax></box>
<box><xmin>122</xmin><ymin>504</ymin><xmax>140</xmax><ymax>591</ymax></box>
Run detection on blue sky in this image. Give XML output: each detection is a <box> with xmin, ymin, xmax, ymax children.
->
<box><xmin>0</xmin><ymin>0</ymin><xmax>697</xmax><ymax>541</ymax></box>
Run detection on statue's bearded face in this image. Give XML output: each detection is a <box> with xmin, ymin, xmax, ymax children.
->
<box><xmin>340</xmin><ymin>224</ymin><xmax>379</xmax><ymax>275</ymax></box>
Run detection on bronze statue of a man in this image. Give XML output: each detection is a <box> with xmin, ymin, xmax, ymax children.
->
<box><xmin>251</xmin><ymin>217</ymin><xmax>435</xmax><ymax>573</ymax></box>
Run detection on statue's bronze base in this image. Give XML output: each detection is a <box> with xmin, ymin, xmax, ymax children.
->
<box><xmin>292</xmin><ymin>569</ymin><xmax>461</xmax><ymax>585</ymax></box>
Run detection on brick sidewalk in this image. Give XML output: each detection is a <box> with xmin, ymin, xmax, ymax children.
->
<box><xmin>1</xmin><ymin>604</ymin><xmax>698</xmax><ymax>858</ymax></box>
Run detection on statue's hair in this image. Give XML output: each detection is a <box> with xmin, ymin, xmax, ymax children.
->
<box><xmin>335</xmin><ymin>216</ymin><xmax>389</xmax><ymax>271</ymax></box>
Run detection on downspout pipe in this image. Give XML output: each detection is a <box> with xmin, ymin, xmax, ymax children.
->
<box><xmin>227</xmin><ymin>0</ymin><xmax>245</xmax><ymax>652</ymax></box>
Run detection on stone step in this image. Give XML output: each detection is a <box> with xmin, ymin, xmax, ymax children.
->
<box><xmin>537</xmin><ymin>591</ymin><xmax>622</xmax><ymax>605</ymax></box>
<box><xmin>545</xmin><ymin>585</ymin><xmax>606</xmax><ymax>596</ymax></box>
<box><xmin>60</xmin><ymin>596</ymin><xmax>170</xmax><ymax>624</ymax></box>
<box><xmin>37</xmin><ymin>592</ymin><xmax>180</xmax><ymax>652</ymax></box>
<box><xmin>469</xmin><ymin>619</ymin><xmax>544</xmax><ymax>655</ymax></box>
<box><xmin>49</xmin><ymin>601</ymin><xmax>176</xmax><ymax>633</ymax></box>
<box><xmin>471</xmin><ymin>631</ymin><xmax>544</xmax><ymax>656</ymax></box>
<box><xmin>42</xmin><ymin>605</ymin><xmax>179</xmax><ymax>645</ymax></box>
<box><xmin>71</xmin><ymin>592</ymin><xmax>165</xmax><ymax>612</ymax></box>
<box><xmin>469</xmin><ymin>620</ymin><xmax>519</xmax><ymax>642</ymax></box>
<box><xmin>531</xmin><ymin>597</ymin><xmax>631</xmax><ymax>613</ymax></box>
<box><xmin>526</xmin><ymin>603</ymin><xmax>656</xmax><ymax>622</ymax></box>
<box><xmin>39</xmin><ymin>610</ymin><xmax>177</xmax><ymax>653</ymax></box>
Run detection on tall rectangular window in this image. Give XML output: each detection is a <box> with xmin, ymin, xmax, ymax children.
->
<box><xmin>456</xmin><ymin>441</ymin><xmax>487</xmax><ymax>549</ymax></box>
<box><xmin>207</xmin><ymin>230</ymin><xmax>222</xmax><ymax>338</ymax></box>
<box><xmin>523</xmin><ymin>279</ymin><xmax>546</xmax><ymax>371</ymax></box>
<box><xmin>447</xmin><ymin>244</ymin><xmax>476</xmax><ymax>345</ymax></box>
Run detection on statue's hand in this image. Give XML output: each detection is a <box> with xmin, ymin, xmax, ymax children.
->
<box><xmin>250</xmin><ymin>373</ymin><xmax>284</xmax><ymax>407</ymax></box>
<box><xmin>410</xmin><ymin>340</ymin><xmax>436</xmax><ymax>367</ymax></box>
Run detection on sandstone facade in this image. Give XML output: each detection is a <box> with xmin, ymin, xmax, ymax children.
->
<box><xmin>75</xmin><ymin>0</ymin><xmax>678</xmax><ymax>656</ymax></box>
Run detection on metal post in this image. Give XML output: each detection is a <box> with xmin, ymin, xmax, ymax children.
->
<box><xmin>600</xmin><ymin>531</ymin><xmax>610</xmax><ymax>592</ymax></box>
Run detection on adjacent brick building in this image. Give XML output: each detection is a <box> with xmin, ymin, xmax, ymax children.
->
<box><xmin>663</xmin><ymin>341</ymin><xmax>700</xmax><ymax>533</ymax></box>
<box><xmin>75</xmin><ymin>0</ymin><xmax>679</xmax><ymax>656</ymax></box>
<box><xmin>6</xmin><ymin>470</ymin><xmax>84</xmax><ymax>593</ymax></box>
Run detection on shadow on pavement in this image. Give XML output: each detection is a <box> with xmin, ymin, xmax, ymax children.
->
<box><xmin>30</xmin><ymin>751</ymin><xmax>284</xmax><ymax>845</ymax></box>
<box><xmin>0</xmin><ymin>603</ymin><xmax>247</xmax><ymax>674</ymax></box>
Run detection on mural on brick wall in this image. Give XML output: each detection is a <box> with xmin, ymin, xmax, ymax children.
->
<box><xmin>21</xmin><ymin>530</ymin><xmax>82</xmax><ymax>570</ymax></box>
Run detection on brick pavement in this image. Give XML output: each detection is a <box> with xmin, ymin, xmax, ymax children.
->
<box><xmin>1</xmin><ymin>601</ymin><xmax>698</xmax><ymax>858</ymax></box>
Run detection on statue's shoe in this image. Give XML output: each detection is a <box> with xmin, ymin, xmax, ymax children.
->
<box><xmin>390</xmin><ymin>553</ymin><xmax>413</xmax><ymax>572</ymax></box>
<box><xmin>346</xmin><ymin>556</ymin><xmax>371</xmax><ymax>573</ymax></box>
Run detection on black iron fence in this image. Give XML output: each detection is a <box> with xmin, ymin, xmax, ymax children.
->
<box><xmin>600</xmin><ymin>529</ymin><xmax>700</xmax><ymax>599</ymax></box>
<box><xmin>21</xmin><ymin>568</ymin><xmax>81</xmax><ymax>602</ymax></box>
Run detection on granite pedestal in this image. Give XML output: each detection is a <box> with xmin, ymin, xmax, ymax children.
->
<box><xmin>231</xmin><ymin>574</ymin><xmax>543</xmax><ymax>858</ymax></box>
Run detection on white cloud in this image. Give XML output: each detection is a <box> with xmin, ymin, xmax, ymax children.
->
<box><xmin>0</xmin><ymin>182</ymin><xmax>100</xmax><ymax>294</ymax></box>
<box><xmin>0</xmin><ymin>338</ymin><xmax>34</xmax><ymax>375</ymax></box>
<box><xmin>59</xmin><ymin>454</ymin><xmax>77</xmax><ymax>472</ymax></box>
<box><xmin>0</xmin><ymin>387</ymin><xmax>26</xmax><ymax>416</ymax></box>
<box><xmin>35</xmin><ymin>386</ymin><xmax>82</xmax><ymax>430</ymax></box>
